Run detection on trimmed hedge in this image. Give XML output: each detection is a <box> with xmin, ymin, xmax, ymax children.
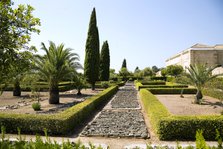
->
<box><xmin>159</xmin><ymin>116</ymin><xmax>223</xmax><ymax>140</ymax></box>
<box><xmin>147</xmin><ymin>88</ymin><xmax>197</xmax><ymax>94</ymax></box>
<box><xmin>0</xmin><ymin>85</ymin><xmax>118</xmax><ymax>135</ymax></box>
<box><xmin>138</xmin><ymin>85</ymin><xmax>188</xmax><ymax>90</ymax></box>
<box><xmin>151</xmin><ymin>76</ymin><xmax>167</xmax><ymax>81</ymax></box>
<box><xmin>139</xmin><ymin>89</ymin><xmax>223</xmax><ymax>140</ymax></box>
<box><xmin>141</xmin><ymin>81</ymin><xmax>166</xmax><ymax>85</ymax></box>
<box><xmin>203</xmin><ymin>88</ymin><xmax>223</xmax><ymax>101</ymax></box>
<box><xmin>139</xmin><ymin>89</ymin><xmax>171</xmax><ymax>133</ymax></box>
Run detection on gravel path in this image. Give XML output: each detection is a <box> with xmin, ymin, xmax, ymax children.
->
<box><xmin>81</xmin><ymin>82</ymin><xmax>149</xmax><ymax>138</ymax></box>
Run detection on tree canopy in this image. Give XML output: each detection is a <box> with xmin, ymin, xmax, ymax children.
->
<box><xmin>84</xmin><ymin>8</ymin><xmax>100</xmax><ymax>90</ymax></box>
<box><xmin>99</xmin><ymin>41</ymin><xmax>110</xmax><ymax>81</ymax></box>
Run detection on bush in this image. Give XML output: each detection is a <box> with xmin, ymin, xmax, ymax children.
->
<box><xmin>139</xmin><ymin>89</ymin><xmax>170</xmax><ymax>133</ymax></box>
<box><xmin>151</xmin><ymin>76</ymin><xmax>167</xmax><ymax>81</ymax></box>
<box><xmin>147</xmin><ymin>88</ymin><xmax>197</xmax><ymax>94</ymax></box>
<box><xmin>101</xmin><ymin>81</ymin><xmax>109</xmax><ymax>88</ymax></box>
<box><xmin>203</xmin><ymin>88</ymin><xmax>223</xmax><ymax>101</ymax></box>
<box><xmin>141</xmin><ymin>80</ymin><xmax>166</xmax><ymax>85</ymax></box>
<box><xmin>138</xmin><ymin>85</ymin><xmax>188</xmax><ymax>90</ymax></box>
<box><xmin>139</xmin><ymin>89</ymin><xmax>223</xmax><ymax>141</ymax></box>
<box><xmin>0</xmin><ymin>86</ymin><xmax>118</xmax><ymax>135</ymax></box>
<box><xmin>158</xmin><ymin>116</ymin><xmax>223</xmax><ymax>140</ymax></box>
<box><xmin>32</xmin><ymin>102</ymin><xmax>41</xmax><ymax>111</ymax></box>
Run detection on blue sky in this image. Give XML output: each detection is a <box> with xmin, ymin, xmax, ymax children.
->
<box><xmin>14</xmin><ymin>0</ymin><xmax>223</xmax><ymax>72</ymax></box>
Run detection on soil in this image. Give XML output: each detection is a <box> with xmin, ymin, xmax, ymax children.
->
<box><xmin>156</xmin><ymin>95</ymin><xmax>223</xmax><ymax>115</ymax></box>
<box><xmin>0</xmin><ymin>89</ymin><xmax>102</xmax><ymax>114</ymax></box>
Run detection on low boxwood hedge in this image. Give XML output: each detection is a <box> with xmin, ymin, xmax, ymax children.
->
<box><xmin>138</xmin><ymin>85</ymin><xmax>188</xmax><ymax>90</ymax></box>
<box><xmin>0</xmin><ymin>85</ymin><xmax>118</xmax><ymax>135</ymax></box>
<box><xmin>139</xmin><ymin>89</ymin><xmax>171</xmax><ymax>133</ymax></box>
<box><xmin>203</xmin><ymin>88</ymin><xmax>223</xmax><ymax>101</ymax></box>
<box><xmin>147</xmin><ymin>88</ymin><xmax>197</xmax><ymax>94</ymax></box>
<box><xmin>141</xmin><ymin>81</ymin><xmax>166</xmax><ymax>85</ymax></box>
<box><xmin>158</xmin><ymin>116</ymin><xmax>223</xmax><ymax>140</ymax></box>
<box><xmin>139</xmin><ymin>89</ymin><xmax>223</xmax><ymax>140</ymax></box>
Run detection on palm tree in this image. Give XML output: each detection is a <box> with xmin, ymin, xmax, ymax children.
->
<box><xmin>73</xmin><ymin>74</ymin><xmax>87</xmax><ymax>96</ymax></box>
<box><xmin>186</xmin><ymin>64</ymin><xmax>220</xmax><ymax>104</ymax></box>
<box><xmin>35</xmin><ymin>41</ymin><xmax>81</xmax><ymax>104</ymax></box>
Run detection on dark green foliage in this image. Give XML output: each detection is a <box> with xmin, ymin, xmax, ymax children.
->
<box><xmin>152</xmin><ymin>65</ymin><xmax>159</xmax><ymax>73</ymax></box>
<box><xmin>99</xmin><ymin>41</ymin><xmax>110</xmax><ymax>81</ymax></box>
<box><xmin>0</xmin><ymin>86</ymin><xmax>118</xmax><ymax>135</ymax></box>
<box><xmin>147</xmin><ymin>88</ymin><xmax>197</xmax><ymax>94</ymax></box>
<box><xmin>35</xmin><ymin>41</ymin><xmax>80</xmax><ymax>104</ymax></box>
<box><xmin>166</xmin><ymin>65</ymin><xmax>183</xmax><ymax>77</ymax></box>
<box><xmin>158</xmin><ymin>116</ymin><xmax>223</xmax><ymax>140</ymax></box>
<box><xmin>0</xmin><ymin>1</ymin><xmax>40</xmax><ymax>92</ymax></box>
<box><xmin>141</xmin><ymin>81</ymin><xmax>166</xmax><ymax>85</ymax></box>
<box><xmin>84</xmin><ymin>8</ymin><xmax>100</xmax><ymax>90</ymax></box>
<box><xmin>121</xmin><ymin>59</ymin><xmax>127</xmax><ymax>68</ymax></box>
<box><xmin>151</xmin><ymin>76</ymin><xmax>167</xmax><ymax>81</ymax></box>
<box><xmin>138</xmin><ymin>85</ymin><xmax>188</xmax><ymax>90</ymax></box>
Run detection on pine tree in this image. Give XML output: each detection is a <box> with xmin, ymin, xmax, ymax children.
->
<box><xmin>84</xmin><ymin>8</ymin><xmax>100</xmax><ymax>90</ymax></box>
<box><xmin>121</xmin><ymin>59</ymin><xmax>127</xmax><ymax>69</ymax></box>
<box><xmin>99</xmin><ymin>41</ymin><xmax>110</xmax><ymax>81</ymax></box>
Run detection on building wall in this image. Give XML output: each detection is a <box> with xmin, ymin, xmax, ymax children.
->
<box><xmin>190</xmin><ymin>50</ymin><xmax>218</xmax><ymax>67</ymax></box>
<box><xmin>166</xmin><ymin>50</ymin><xmax>190</xmax><ymax>69</ymax></box>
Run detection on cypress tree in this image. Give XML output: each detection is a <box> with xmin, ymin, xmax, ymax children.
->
<box><xmin>121</xmin><ymin>58</ymin><xmax>127</xmax><ymax>69</ymax></box>
<box><xmin>84</xmin><ymin>8</ymin><xmax>100</xmax><ymax>90</ymax></box>
<box><xmin>99</xmin><ymin>41</ymin><xmax>110</xmax><ymax>81</ymax></box>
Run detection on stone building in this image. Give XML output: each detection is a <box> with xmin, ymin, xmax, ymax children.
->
<box><xmin>165</xmin><ymin>44</ymin><xmax>223</xmax><ymax>74</ymax></box>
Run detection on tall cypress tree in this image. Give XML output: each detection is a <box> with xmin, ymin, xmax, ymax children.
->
<box><xmin>121</xmin><ymin>59</ymin><xmax>127</xmax><ymax>69</ymax></box>
<box><xmin>99</xmin><ymin>41</ymin><xmax>110</xmax><ymax>81</ymax></box>
<box><xmin>84</xmin><ymin>8</ymin><xmax>100</xmax><ymax>90</ymax></box>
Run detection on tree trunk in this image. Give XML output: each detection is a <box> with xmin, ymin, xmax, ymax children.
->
<box><xmin>195</xmin><ymin>89</ymin><xmax>203</xmax><ymax>104</ymax></box>
<box><xmin>13</xmin><ymin>81</ymin><xmax>21</xmax><ymax>96</ymax></box>
<box><xmin>49</xmin><ymin>85</ymin><xmax>59</xmax><ymax>104</ymax></box>
<box><xmin>91</xmin><ymin>83</ymin><xmax>95</xmax><ymax>90</ymax></box>
<box><xmin>77</xmin><ymin>88</ymin><xmax>82</xmax><ymax>96</ymax></box>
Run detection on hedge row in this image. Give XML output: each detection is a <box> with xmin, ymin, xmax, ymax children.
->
<box><xmin>139</xmin><ymin>89</ymin><xmax>171</xmax><ymax>133</ymax></box>
<box><xmin>203</xmin><ymin>88</ymin><xmax>223</xmax><ymax>101</ymax></box>
<box><xmin>150</xmin><ymin>76</ymin><xmax>167</xmax><ymax>81</ymax></box>
<box><xmin>0</xmin><ymin>86</ymin><xmax>118</xmax><ymax>135</ymax></box>
<box><xmin>159</xmin><ymin>115</ymin><xmax>223</xmax><ymax>140</ymax></box>
<box><xmin>139</xmin><ymin>89</ymin><xmax>223</xmax><ymax>140</ymax></box>
<box><xmin>141</xmin><ymin>81</ymin><xmax>166</xmax><ymax>85</ymax></box>
<box><xmin>147</xmin><ymin>88</ymin><xmax>197</xmax><ymax>94</ymax></box>
<box><xmin>138</xmin><ymin>85</ymin><xmax>188</xmax><ymax>90</ymax></box>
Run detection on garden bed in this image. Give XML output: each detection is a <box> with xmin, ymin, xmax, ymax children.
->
<box><xmin>156</xmin><ymin>95</ymin><xmax>223</xmax><ymax>115</ymax></box>
<box><xmin>0</xmin><ymin>89</ymin><xmax>102</xmax><ymax>114</ymax></box>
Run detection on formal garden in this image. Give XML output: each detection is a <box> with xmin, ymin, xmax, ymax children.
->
<box><xmin>0</xmin><ymin>0</ymin><xmax>223</xmax><ymax>148</ymax></box>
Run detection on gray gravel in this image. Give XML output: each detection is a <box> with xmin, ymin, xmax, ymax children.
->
<box><xmin>81</xmin><ymin>110</ymin><xmax>148</xmax><ymax>138</ymax></box>
<box><xmin>81</xmin><ymin>82</ymin><xmax>149</xmax><ymax>138</ymax></box>
<box><xmin>111</xmin><ymin>89</ymin><xmax>139</xmax><ymax>108</ymax></box>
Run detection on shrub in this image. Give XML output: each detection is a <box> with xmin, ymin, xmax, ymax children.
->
<box><xmin>139</xmin><ymin>89</ymin><xmax>171</xmax><ymax>133</ymax></box>
<box><xmin>151</xmin><ymin>76</ymin><xmax>167</xmax><ymax>81</ymax></box>
<box><xmin>147</xmin><ymin>88</ymin><xmax>197</xmax><ymax>94</ymax></box>
<box><xmin>138</xmin><ymin>85</ymin><xmax>188</xmax><ymax>90</ymax></box>
<box><xmin>0</xmin><ymin>86</ymin><xmax>118</xmax><ymax>135</ymax></box>
<box><xmin>32</xmin><ymin>102</ymin><xmax>41</xmax><ymax>111</ymax></box>
<box><xmin>203</xmin><ymin>88</ymin><xmax>223</xmax><ymax>101</ymax></box>
<box><xmin>139</xmin><ymin>89</ymin><xmax>223</xmax><ymax>141</ymax></box>
<box><xmin>141</xmin><ymin>81</ymin><xmax>166</xmax><ymax>85</ymax></box>
<box><xmin>101</xmin><ymin>81</ymin><xmax>109</xmax><ymax>88</ymax></box>
<box><xmin>158</xmin><ymin>116</ymin><xmax>223</xmax><ymax>140</ymax></box>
